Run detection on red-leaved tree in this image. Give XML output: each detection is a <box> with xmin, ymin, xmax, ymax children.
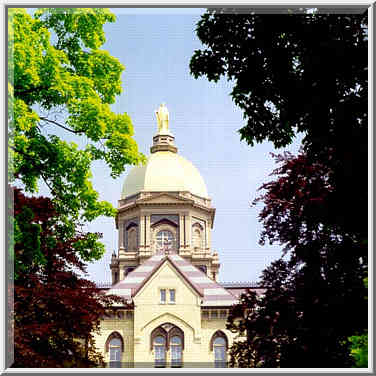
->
<box><xmin>12</xmin><ymin>187</ymin><xmax>126</xmax><ymax>367</ymax></box>
<box><xmin>227</xmin><ymin>153</ymin><xmax>367</xmax><ymax>367</ymax></box>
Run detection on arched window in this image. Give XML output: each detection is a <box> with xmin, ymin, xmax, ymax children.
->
<box><xmin>151</xmin><ymin>326</ymin><xmax>167</xmax><ymax>367</ymax></box>
<box><xmin>153</xmin><ymin>336</ymin><xmax>166</xmax><ymax>367</ymax></box>
<box><xmin>127</xmin><ymin>227</ymin><xmax>138</xmax><ymax>251</ymax></box>
<box><xmin>170</xmin><ymin>336</ymin><xmax>182</xmax><ymax>367</ymax></box>
<box><xmin>210</xmin><ymin>331</ymin><xmax>228</xmax><ymax>368</ymax></box>
<box><xmin>105</xmin><ymin>332</ymin><xmax>124</xmax><ymax>368</ymax></box>
<box><xmin>151</xmin><ymin>323</ymin><xmax>184</xmax><ymax>367</ymax></box>
<box><xmin>124</xmin><ymin>221</ymin><xmax>138</xmax><ymax>251</ymax></box>
<box><xmin>192</xmin><ymin>223</ymin><xmax>204</xmax><ymax>249</ymax></box>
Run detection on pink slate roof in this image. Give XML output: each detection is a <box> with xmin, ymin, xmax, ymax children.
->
<box><xmin>105</xmin><ymin>253</ymin><xmax>237</xmax><ymax>307</ymax></box>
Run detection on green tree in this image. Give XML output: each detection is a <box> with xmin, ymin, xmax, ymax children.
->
<box><xmin>190</xmin><ymin>11</ymin><xmax>367</xmax><ymax>243</ymax></box>
<box><xmin>349</xmin><ymin>333</ymin><xmax>368</xmax><ymax>368</ymax></box>
<box><xmin>8</xmin><ymin>8</ymin><xmax>145</xmax><ymax>263</ymax></box>
<box><xmin>348</xmin><ymin>277</ymin><xmax>368</xmax><ymax>368</ymax></box>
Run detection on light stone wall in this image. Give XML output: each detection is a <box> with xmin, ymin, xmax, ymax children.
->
<box><xmin>133</xmin><ymin>262</ymin><xmax>202</xmax><ymax>363</ymax></box>
<box><xmin>94</xmin><ymin>262</ymin><xmax>238</xmax><ymax>366</ymax></box>
<box><xmin>201</xmin><ymin>316</ymin><xmax>238</xmax><ymax>363</ymax></box>
<box><xmin>93</xmin><ymin>313</ymin><xmax>134</xmax><ymax>364</ymax></box>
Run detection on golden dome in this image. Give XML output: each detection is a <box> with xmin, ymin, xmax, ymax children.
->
<box><xmin>121</xmin><ymin>151</ymin><xmax>209</xmax><ymax>199</ymax></box>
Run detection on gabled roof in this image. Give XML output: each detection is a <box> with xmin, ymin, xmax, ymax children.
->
<box><xmin>105</xmin><ymin>253</ymin><xmax>237</xmax><ymax>307</ymax></box>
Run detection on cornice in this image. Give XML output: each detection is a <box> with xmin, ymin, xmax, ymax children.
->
<box><xmin>118</xmin><ymin>197</ymin><xmax>215</xmax><ymax>215</ymax></box>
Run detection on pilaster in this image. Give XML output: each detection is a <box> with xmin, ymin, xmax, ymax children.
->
<box><xmin>119</xmin><ymin>264</ymin><xmax>125</xmax><ymax>280</ymax></box>
<box><xmin>145</xmin><ymin>215</ymin><xmax>151</xmax><ymax>248</ymax></box>
<box><xmin>119</xmin><ymin>219</ymin><xmax>125</xmax><ymax>250</ymax></box>
<box><xmin>206</xmin><ymin>220</ymin><xmax>211</xmax><ymax>249</ymax></box>
<box><xmin>139</xmin><ymin>215</ymin><xmax>145</xmax><ymax>250</ymax></box>
<box><xmin>187</xmin><ymin>214</ymin><xmax>192</xmax><ymax>248</ymax></box>
<box><xmin>179</xmin><ymin>214</ymin><xmax>184</xmax><ymax>249</ymax></box>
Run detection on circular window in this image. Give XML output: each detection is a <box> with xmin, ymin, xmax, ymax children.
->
<box><xmin>156</xmin><ymin>230</ymin><xmax>174</xmax><ymax>253</ymax></box>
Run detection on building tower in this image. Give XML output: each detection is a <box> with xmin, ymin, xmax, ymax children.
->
<box><xmin>110</xmin><ymin>104</ymin><xmax>220</xmax><ymax>283</ymax></box>
<box><xmin>96</xmin><ymin>105</ymin><xmax>260</xmax><ymax>367</ymax></box>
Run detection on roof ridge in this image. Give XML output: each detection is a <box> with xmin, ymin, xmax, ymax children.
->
<box><xmin>166</xmin><ymin>254</ymin><xmax>237</xmax><ymax>306</ymax></box>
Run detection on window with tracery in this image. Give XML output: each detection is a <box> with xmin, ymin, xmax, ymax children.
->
<box><xmin>170</xmin><ymin>336</ymin><xmax>182</xmax><ymax>367</ymax></box>
<box><xmin>150</xmin><ymin>323</ymin><xmax>184</xmax><ymax>367</ymax></box>
<box><xmin>156</xmin><ymin>230</ymin><xmax>174</xmax><ymax>253</ymax></box>
<box><xmin>153</xmin><ymin>336</ymin><xmax>166</xmax><ymax>367</ymax></box>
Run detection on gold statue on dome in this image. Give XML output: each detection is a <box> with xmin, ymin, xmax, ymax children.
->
<box><xmin>155</xmin><ymin>103</ymin><xmax>170</xmax><ymax>134</ymax></box>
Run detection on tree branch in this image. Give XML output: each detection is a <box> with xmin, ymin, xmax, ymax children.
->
<box><xmin>14</xmin><ymin>86</ymin><xmax>50</xmax><ymax>96</ymax></box>
<box><xmin>39</xmin><ymin>117</ymin><xmax>83</xmax><ymax>135</ymax></box>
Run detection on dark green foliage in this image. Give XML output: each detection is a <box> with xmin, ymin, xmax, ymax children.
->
<box><xmin>191</xmin><ymin>11</ymin><xmax>368</xmax><ymax>367</ymax></box>
<box><xmin>349</xmin><ymin>332</ymin><xmax>368</xmax><ymax>367</ymax></box>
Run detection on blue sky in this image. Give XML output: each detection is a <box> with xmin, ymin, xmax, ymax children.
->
<box><xmin>74</xmin><ymin>8</ymin><xmax>303</xmax><ymax>284</ymax></box>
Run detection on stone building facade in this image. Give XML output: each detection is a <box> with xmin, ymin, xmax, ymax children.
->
<box><xmin>93</xmin><ymin>105</ymin><xmax>263</xmax><ymax>367</ymax></box>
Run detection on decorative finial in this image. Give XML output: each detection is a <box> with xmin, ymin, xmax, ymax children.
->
<box><xmin>155</xmin><ymin>103</ymin><xmax>170</xmax><ymax>134</ymax></box>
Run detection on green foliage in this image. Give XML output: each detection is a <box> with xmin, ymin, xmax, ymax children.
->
<box><xmin>349</xmin><ymin>332</ymin><xmax>368</xmax><ymax>367</ymax></box>
<box><xmin>347</xmin><ymin>277</ymin><xmax>368</xmax><ymax>368</ymax></box>
<box><xmin>8</xmin><ymin>8</ymin><xmax>146</xmax><ymax>261</ymax></box>
<box><xmin>14</xmin><ymin>206</ymin><xmax>45</xmax><ymax>278</ymax></box>
<box><xmin>192</xmin><ymin>11</ymin><xmax>368</xmax><ymax>367</ymax></box>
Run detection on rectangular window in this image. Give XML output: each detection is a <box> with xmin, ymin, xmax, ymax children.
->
<box><xmin>169</xmin><ymin>289</ymin><xmax>176</xmax><ymax>304</ymax></box>
<box><xmin>202</xmin><ymin>310</ymin><xmax>209</xmax><ymax>319</ymax></box>
<box><xmin>220</xmin><ymin>310</ymin><xmax>227</xmax><ymax>319</ymax></box>
<box><xmin>211</xmin><ymin>310</ymin><xmax>218</xmax><ymax>319</ymax></box>
<box><xmin>160</xmin><ymin>289</ymin><xmax>166</xmax><ymax>304</ymax></box>
<box><xmin>110</xmin><ymin>348</ymin><xmax>121</xmax><ymax>361</ymax></box>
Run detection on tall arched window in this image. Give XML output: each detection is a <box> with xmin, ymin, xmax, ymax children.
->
<box><xmin>151</xmin><ymin>323</ymin><xmax>184</xmax><ymax>367</ymax></box>
<box><xmin>213</xmin><ymin>337</ymin><xmax>226</xmax><ymax>367</ymax></box>
<box><xmin>170</xmin><ymin>336</ymin><xmax>182</xmax><ymax>367</ymax></box>
<box><xmin>127</xmin><ymin>227</ymin><xmax>137</xmax><ymax>250</ymax></box>
<box><xmin>105</xmin><ymin>332</ymin><xmax>124</xmax><ymax>368</ymax></box>
<box><xmin>153</xmin><ymin>336</ymin><xmax>166</xmax><ymax>367</ymax></box>
<box><xmin>210</xmin><ymin>331</ymin><xmax>228</xmax><ymax>368</ymax></box>
<box><xmin>192</xmin><ymin>223</ymin><xmax>204</xmax><ymax>249</ymax></box>
<box><xmin>124</xmin><ymin>221</ymin><xmax>138</xmax><ymax>251</ymax></box>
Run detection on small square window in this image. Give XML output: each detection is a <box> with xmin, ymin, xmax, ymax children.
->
<box><xmin>169</xmin><ymin>289</ymin><xmax>176</xmax><ymax>304</ymax></box>
<box><xmin>160</xmin><ymin>289</ymin><xmax>166</xmax><ymax>304</ymax></box>
<box><xmin>126</xmin><ymin>311</ymin><xmax>133</xmax><ymax>319</ymax></box>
